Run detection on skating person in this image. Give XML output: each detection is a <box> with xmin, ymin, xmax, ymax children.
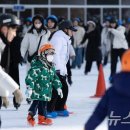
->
<box><xmin>81</xmin><ymin>21</ymin><xmax>102</xmax><ymax>75</ymax></box>
<box><xmin>0</xmin><ymin>15</ymin><xmax>23</xmax><ymax>125</ymax></box>
<box><xmin>46</xmin><ymin>15</ymin><xmax>58</xmax><ymax>35</ymax></box>
<box><xmin>72</xmin><ymin>18</ymin><xmax>85</xmax><ymax>69</ymax></box>
<box><xmin>22</xmin><ymin>17</ymin><xmax>32</xmax><ymax>37</ymax></box>
<box><xmin>0</xmin><ymin>13</ymin><xmax>22</xmax><ymax>109</ymax></box>
<box><xmin>25</xmin><ymin>43</ymin><xmax>63</xmax><ymax>126</ymax></box>
<box><xmin>21</xmin><ymin>14</ymin><xmax>50</xmax><ymax>64</ymax></box>
<box><xmin>84</xmin><ymin>49</ymin><xmax>130</xmax><ymax>130</ymax></box>
<box><xmin>20</xmin><ymin>14</ymin><xmax>50</xmax><ymax>104</ymax></box>
<box><xmin>108</xmin><ymin>18</ymin><xmax>128</xmax><ymax>83</ymax></box>
<box><xmin>47</xmin><ymin>20</ymin><xmax>77</xmax><ymax>118</ymax></box>
<box><xmin>101</xmin><ymin>16</ymin><xmax>111</xmax><ymax>66</ymax></box>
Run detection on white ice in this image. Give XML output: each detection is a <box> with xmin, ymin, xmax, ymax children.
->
<box><xmin>0</xmin><ymin>62</ymin><xmax>121</xmax><ymax>130</ymax></box>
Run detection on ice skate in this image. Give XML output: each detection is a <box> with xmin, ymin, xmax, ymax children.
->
<box><xmin>27</xmin><ymin>113</ymin><xmax>36</xmax><ymax>127</ymax></box>
<box><xmin>38</xmin><ymin>115</ymin><xmax>53</xmax><ymax>125</ymax></box>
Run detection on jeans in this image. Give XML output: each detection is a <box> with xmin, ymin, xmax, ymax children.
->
<box><xmin>29</xmin><ymin>100</ymin><xmax>47</xmax><ymax>116</ymax></box>
<box><xmin>72</xmin><ymin>47</ymin><xmax>83</xmax><ymax>68</ymax></box>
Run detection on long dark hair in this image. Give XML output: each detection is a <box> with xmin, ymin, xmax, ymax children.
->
<box><xmin>28</xmin><ymin>14</ymin><xmax>47</xmax><ymax>34</ymax></box>
<box><xmin>28</xmin><ymin>24</ymin><xmax>47</xmax><ymax>34</ymax></box>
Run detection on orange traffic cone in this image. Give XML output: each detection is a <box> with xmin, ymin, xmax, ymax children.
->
<box><xmin>64</xmin><ymin>104</ymin><xmax>67</xmax><ymax>110</ymax></box>
<box><xmin>91</xmin><ymin>64</ymin><xmax>106</xmax><ymax>97</ymax></box>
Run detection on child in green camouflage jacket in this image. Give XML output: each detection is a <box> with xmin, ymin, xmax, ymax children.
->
<box><xmin>25</xmin><ymin>43</ymin><xmax>63</xmax><ymax>126</ymax></box>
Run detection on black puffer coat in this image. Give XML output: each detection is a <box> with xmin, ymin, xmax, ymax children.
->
<box><xmin>82</xmin><ymin>28</ymin><xmax>102</xmax><ymax>62</ymax></box>
<box><xmin>0</xmin><ymin>33</ymin><xmax>22</xmax><ymax>85</ymax></box>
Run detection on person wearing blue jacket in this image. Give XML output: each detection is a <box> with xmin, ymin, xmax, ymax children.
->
<box><xmin>84</xmin><ymin>49</ymin><xmax>130</xmax><ymax>130</ymax></box>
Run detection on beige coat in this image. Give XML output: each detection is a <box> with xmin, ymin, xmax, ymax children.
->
<box><xmin>73</xmin><ymin>26</ymin><xmax>85</xmax><ymax>48</ymax></box>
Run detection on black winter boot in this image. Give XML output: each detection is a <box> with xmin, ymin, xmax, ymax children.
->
<box><xmin>67</xmin><ymin>76</ymin><xmax>73</xmax><ymax>85</ymax></box>
<box><xmin>13</xmin><ymin>96</ymin><xmax>20</xmax><ymax>110</ymax></box>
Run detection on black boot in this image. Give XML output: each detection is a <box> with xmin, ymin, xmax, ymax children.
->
<box><xmin>13</xmin><ymin>96</ymin><xmax>20</xmax><ymax>110</ymax></box>
<box><xmin>67</xmin><ymin>76</ymin><xmax>73</xmax><ymax>85</ymax></box>
<box><xmin>26</xmin><ymin>98</ymin><xmax>31</xmax><ymax>104</ymax></box>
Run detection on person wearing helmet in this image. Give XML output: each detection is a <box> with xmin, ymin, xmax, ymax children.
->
<box><xmin>72</xmin><ymin>17</ymin><xmax>85</xmax><ymax>69</ymax></box>
<box><xmin>46</xmin><ymin>15</ymin><xmax>58</xmax><ymax>34</ymax></box>
<box><xmin>46</xmin><ymin>20</ymin><xmax>77</xmax><ymax>118</ymax></box>
<box><xmin>108</xmin><ymin>18</ymin><xmax>128</xmax><ymax>83</ymax></box>
<box><xmin>20</xmin><ymin>14</ymin><xmax>50</xmax><ymax>104</ymax></box>
<box><xmin>46</xmin><ymin>15</ymin><xmax>59</xmax><ymax>41</ymax></box>
<box><xmin>0</xmin><ymin>13</ymin><xmax>23</xmax><ymax>110</ymax></box>
<box><xmin>22</xmin><ymin>17</ymin><xmax>32</xmax><ymax>37</ymax></box>
<box><xmin>25</xmin><ymin>43</ymin><xmax>63</xmax><ymax>126</ymax></box>
<box><xmin>84</xmin><ymin>49</ymin><xmax>130</xmax><ymax>130</ymax></box>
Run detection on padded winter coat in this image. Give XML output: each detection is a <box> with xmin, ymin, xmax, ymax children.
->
<box><xmin>110</xmin><ymin>26</ymin><xmax>128</xmax><ymax>49</ymax></box>
<box><xmin>25</xmin><ymin>57</ymin><xmax>62</xmax><ymax>101</ymax></box>
<box><xmin>82</xmin><ymin>28</ymin><xmax>102</xmax><ymax>61</ymax></box>
<box><xmin>50</xmin><ymin>30</ymin><xmax>71</xmax><ymax>76</ymax></box>
<box><xmin>21</xmin><ymin>29</ymin><xmax>50</xmax><ymax>58</ymax></box>
<box><xmin>85</xmin><ymin>72</ymin><xmax>130</xmax><ymax>130</ymax></box>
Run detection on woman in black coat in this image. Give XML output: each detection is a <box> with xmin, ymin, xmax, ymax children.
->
<box><xmin>81</xmin><ymin>21</ymin><xmax>102</xmax><ymax>75</ymax></box>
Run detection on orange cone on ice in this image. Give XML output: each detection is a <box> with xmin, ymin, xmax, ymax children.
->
<box><xmin>64</xmin><ymin>104</ymin><xmax>67</xmax><ymax>110</ymax></box>
<box><xmin>92</xmin><ymin>64</ymin><xmax>106</xmax><ymax>97</ymax></box>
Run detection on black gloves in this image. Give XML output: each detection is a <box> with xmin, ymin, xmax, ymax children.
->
<box><xmin>56</xmin><ymin>70</ymin><xmax>60</xmax><ymax>76</ymax></box>
<box><xmin>67</xmin><ymin>76</ymin><xmax>73</xmax><ymax>86</ymax></box>
<box><xmin>20</xmin><ymin>56</ymin><xmax>26</xmax><ymax>65</ymax></box>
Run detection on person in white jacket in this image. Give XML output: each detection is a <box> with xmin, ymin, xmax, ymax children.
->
<box><xmin>101</xmin><ymin>17</ymin><xmax>111</xmax><ymax>66</ymax></box>
<box><xmin>20</xmin><ymin>15</ymin><xmax>50</xmax><ymax>104</ymax></box>
<box><xmin>47</xmin><ymin>20</ymin><xmax>77</xmax><ymax>118</ymax></box>
<box><xmin>0</xmin><ymin>13</ymin><xmax>23</xmax><ymax>127</ymax></box>
<box><xmin>72</xmin><ymin>18</ymin><xmax>85</xmax><ymax>69</ymax></box>
<box><xmin>108</xmin><ymin>18</ymin><xmax>128</xmax><ymax>82</ymax></box>
<box><xmin>21</xmin><ymin>14</ymin><xmax>50</xmax><ymax>68</ymax></box>
<box><xmin>22</xmin><ymin>17</ymin><xmax>32</xmax><ymax>38</ymax></box>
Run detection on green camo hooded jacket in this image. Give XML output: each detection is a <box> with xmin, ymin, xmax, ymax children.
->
<box><xmin>25</xmin><ymin>57</ymin><xmax>62</xmax><ymax>101</ymax></box>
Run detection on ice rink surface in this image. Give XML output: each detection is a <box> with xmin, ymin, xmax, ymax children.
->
<box><xmin>1</xmin><ymin>62</ymin><xmax>121</xmax><ymax>130</ymax></box>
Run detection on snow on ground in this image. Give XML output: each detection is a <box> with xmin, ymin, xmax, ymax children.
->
<box><xmin>0</xmin><ymin>62</ymin><xmax>121</xmax><ymax>130</ymax></box>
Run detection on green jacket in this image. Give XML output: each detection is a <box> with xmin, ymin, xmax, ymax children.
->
<box><xmin>25</xmin><ymin>57</ymin><xmax>62</xmax><ymax>101</ymax></box>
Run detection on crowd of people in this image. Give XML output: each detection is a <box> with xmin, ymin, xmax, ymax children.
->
<box><xmin>0</xmin><ymin>12</ymin><xmax>130</xmax><ymax>129</ymax></box>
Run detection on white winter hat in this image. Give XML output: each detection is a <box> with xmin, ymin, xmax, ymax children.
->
<box><xmin>87</xmin><ymin>21</ymin><xmax>96</xmax><ymax>27</ymax></box>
